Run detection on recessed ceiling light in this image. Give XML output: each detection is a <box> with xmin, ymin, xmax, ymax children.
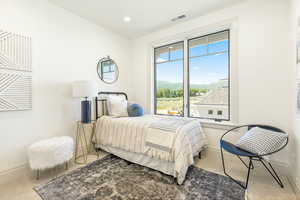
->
<box><xmin>123</xmin><ymin>16</ymin><xmax>131</xmax><ymax>23</ymax></box>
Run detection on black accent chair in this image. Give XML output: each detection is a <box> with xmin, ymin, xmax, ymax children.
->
<box><xmin>220</xmin><ymin>125</ymin><xmax>288</xmax><ymax>189</ymax></box>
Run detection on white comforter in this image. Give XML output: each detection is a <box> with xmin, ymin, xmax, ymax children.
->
<box><xmin>95</xmin><ymin>115</ymin><xmax>207</xmax><ymax>184</ymax></box>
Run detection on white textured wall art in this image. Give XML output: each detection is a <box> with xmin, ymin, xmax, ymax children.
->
<box><xmin>0</xmin><ymin>30</ymin><xmax>32</xmax><ymax>72</ymax></box>
<box><xmin>0</xmin><ymin>29</ymin><xmax>32</xmax><ymax>111</ymax></box>
<box><xmin>0</xmin><ymin>71</ymin><xmax>32</xmax><ymax>111</ymax></box>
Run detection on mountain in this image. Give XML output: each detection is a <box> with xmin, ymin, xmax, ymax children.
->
<box><xmin>156</xmin><ymin>81</ymin><xmax>182</xmax><ymax>90</ymax></box>
<box><xmin>157</xmin><ymin>79</ymin><xmax>228</xmax><ymax>90</ymax></box>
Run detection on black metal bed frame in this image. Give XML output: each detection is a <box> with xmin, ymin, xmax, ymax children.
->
<box><xmin>220</xmin><ymin>124</ymin><xmax>289</xmax><ymax>189</ymax></box>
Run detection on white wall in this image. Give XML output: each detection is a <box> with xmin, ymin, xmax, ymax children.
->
<box><xmin>0</xmin><ymin>0</ymin><xmax>132</xmax><ymax>172</ymax></box>
<box><xmin>132</xmin><ymin>0</ymin><xmax>293</xmax><ymax>165</ymax></box>
<box><xmin>291</xmin><ymin>0</ymin><xmax>300</xmax><ymax>190</ymax></box>
<box><xmin>0</xmin><ymin>0</ymin><xmax>295</xmax><ymax>177</ymax></box>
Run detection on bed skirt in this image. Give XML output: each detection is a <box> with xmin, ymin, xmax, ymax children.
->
<box><xmin>97</xmin><ymin>144</ymin><xmax>204</xmax><ymax>182</ymax></box>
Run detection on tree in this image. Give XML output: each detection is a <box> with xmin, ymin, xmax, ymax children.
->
<box><xmin>156</xmin><ymin>88</ymin><xmax>206</xmax><ymax>98</ymax></box>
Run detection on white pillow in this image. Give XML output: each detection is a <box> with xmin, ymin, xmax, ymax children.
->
<box><xmin>235</xmin><ymin>127</ymin><xmax>287</xmax><ymax>155</ymax></box>
<box><xmin>107</xmin><ymin>95</ymin><xmax>128</xmax><ymax>117</ymax></box>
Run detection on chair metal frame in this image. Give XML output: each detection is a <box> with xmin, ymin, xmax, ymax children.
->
<box><xmin>220</xmin><ymin>124</ymin><xmax>288</xmax><ymax>189</ymax></box>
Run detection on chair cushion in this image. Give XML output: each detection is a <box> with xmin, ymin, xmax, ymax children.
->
<box><xmin>235</xmin><ymin>127</ymin><xmax>288</xmax><ymax>155</ymax></box>
<box><xmin>221</xmin><ymin>140</ymin><xmax>257</xmax><ymax>157</ymax></box>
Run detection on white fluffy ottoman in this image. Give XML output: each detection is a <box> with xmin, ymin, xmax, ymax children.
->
<box><xmin>28</xmin><ymin>136</ymin><xmax>74</xmax><ymax>179</ymax></box>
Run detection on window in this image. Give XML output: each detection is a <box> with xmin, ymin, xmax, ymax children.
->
<box><xmin>188</xmin><ymin>30</ymin><xmax>230</xmax><ymax>120</ymax></box>
<box><xmin>154</xmin><ymin>30</ymin><xmax>230</xmax><ymax>121</ymax></box>
<box><xmin>154</xmin><ymin>42</ymin><xmax>184</xmax><ymax>116</ymax></box>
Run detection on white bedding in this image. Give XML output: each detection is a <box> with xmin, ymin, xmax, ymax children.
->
<box><xmin>94</xmin><ymin>114</ymin><xmax>207</xmax><ymax>184</ymax></box>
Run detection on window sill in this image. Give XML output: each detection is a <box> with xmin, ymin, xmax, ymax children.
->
<box><xmin>199</xmin><ymin>119</ymin><xmax>237</xmax><ymax>130</ymax></box>
<box><xmin>151</xmin><ymin>114</ymin><xmax>237</xmax><ymax>130</ymax></box>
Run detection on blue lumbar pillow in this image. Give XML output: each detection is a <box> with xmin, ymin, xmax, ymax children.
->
<box><xmin>127</xmin><ymin>103</ymin><xmax>144</xmax><ymax>117</ymax></box>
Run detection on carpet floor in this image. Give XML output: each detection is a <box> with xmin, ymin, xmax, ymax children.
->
<box><xmin>34</xmin><ymin>155</ymin><xmax>245</xmax><ymax>200</ymax></box>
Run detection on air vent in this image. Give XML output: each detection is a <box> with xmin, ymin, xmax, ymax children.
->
<box><xmin>171</xmin><ymin>14</ymin><xmax>186</xmax><ymax>22</ymax></box>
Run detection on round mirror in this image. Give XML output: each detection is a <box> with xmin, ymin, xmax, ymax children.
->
<box><xmin>97</xmin><ymin>56</ymin><xmax>119</xmax><ymax>84</ymax></box>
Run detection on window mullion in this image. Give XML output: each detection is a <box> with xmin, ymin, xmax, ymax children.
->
<box><xmin>183</xmin><ymin>38</ymin><xmax>189</xmax><ymax>117</ymax></box>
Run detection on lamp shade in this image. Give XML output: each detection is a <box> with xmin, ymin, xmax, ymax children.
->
<box><xmin>72</xmin><ymin>81</ymin><xmax>97</xmax><ymax>98</ymax></box>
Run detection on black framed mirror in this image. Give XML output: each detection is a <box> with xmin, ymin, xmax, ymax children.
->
<box><xmin>97</xmin><ymin>56</ymin><xmax>119</xmax><ymax>84</ymax></box>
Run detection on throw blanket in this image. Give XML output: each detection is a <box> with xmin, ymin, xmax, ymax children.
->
<box><xmin>94</xmin><ymin>115</ymin><xmax>207</xmax><ymax>184</ymax></box>
<box><xmin>146</xmin><ymin>117</ymin><xmax>197</xmax><ymax>154</ymax></box>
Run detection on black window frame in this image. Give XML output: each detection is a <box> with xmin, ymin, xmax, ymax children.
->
<box><xmin>187</xmin><ymin>29</ymin><xmax>230</xmax><ymax>122</ymax></box>
<box><xmin>153</xmin><ymin>29</ymin><xmax>231</xmax><ymax>122</ymax></box>
<box><xmin>154</xmin><ymin>41</ymin><xmax>185</xmax><ymax>117</ymax></box>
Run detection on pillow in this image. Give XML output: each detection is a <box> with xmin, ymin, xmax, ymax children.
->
<box><xmin>105</xmin><ymin>95</ymin><xmax>126</xmax><ymax>114</ymax></box>
<box><xmin>127</xmin><ymin>103</ymin><xmax>144</xmax><ymax>117</ymax></box>
<box><xmin>107</xmin><ymin>95</ymin><xmax>128</xmax><ymax>117</ymax></box>
<box><xmin>235</xmin><ymin>127</ymin><xmax>288</xmax><ymax>155</ymax></box>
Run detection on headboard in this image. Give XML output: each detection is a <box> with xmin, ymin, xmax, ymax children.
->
<box><xmin>95</xmin><ymin>91</ymin><xmax>128</xmax><ymax>119</ymax></box>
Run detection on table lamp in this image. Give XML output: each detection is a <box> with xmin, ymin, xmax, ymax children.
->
<box><xmin>72</xmin><ymin>81</ymin><xmax>97</xmax><ymax>123</ymax></box>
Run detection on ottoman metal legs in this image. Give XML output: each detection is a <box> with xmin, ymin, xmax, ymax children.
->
<box><xmin>36</xmin><ymin>161</ymin><xmax>69</xmax><ymax>180</ymax></box>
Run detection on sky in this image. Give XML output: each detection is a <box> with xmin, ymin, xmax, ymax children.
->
<box><xmin>156</xmin><ymin>40</ymin><xmax>229</xmax><ymax>85</ymax></box>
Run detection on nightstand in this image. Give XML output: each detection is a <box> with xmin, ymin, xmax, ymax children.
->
<box><xmin>74</xmin><ymin>120</ymin><xmax>99</xmax><ymax>164</ymax></box>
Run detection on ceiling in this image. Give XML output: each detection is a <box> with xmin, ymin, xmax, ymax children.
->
<box><xmin>49</xmin><ymin>0</ymin><xmax>244</xmax><ymax>39</ymax></box>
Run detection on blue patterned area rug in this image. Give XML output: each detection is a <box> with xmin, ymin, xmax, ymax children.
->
<box><xmin>34</xmin><ymin>155</ymin><xmax>245</xmax><ymax>200</ymax></box>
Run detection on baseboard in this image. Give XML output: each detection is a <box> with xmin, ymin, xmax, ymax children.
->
<box><xmin>288</xmin><ymin>176</ymin><xmax>300</xmax><ymax>200</ymax></box>
<box><xmin>205</xmin><ymin>146</ymin><xmax>300</xmax><ymax>198</ymax></box>
<box><xmin>205</xmin><ymin>146</ymin><xmax>290</xmax><ymax>176</ymax></box>
<box><xmin>0</xmin><ymin>157</ymin><xmax>79</xmax><ymax>182</ymax></box>
<box><xmin>0</xmin><ymin>163</ymin><xmax>28</xmax><ymax>176</ymax></box>
<box><xmin>0</xmin><ymin>163</ymin><xmax>30</xmax><ymax>184</ymax></box>
<box><xmin>0</xmin><ymin>147</ymin><xmax>295</xmax><ymax>192</ymax></box>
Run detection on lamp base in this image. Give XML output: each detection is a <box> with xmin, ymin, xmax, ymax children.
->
<box><xmin>81</xmin><ymin>100</ymin><xmax>91</xmax><ymax>123</ymax></box>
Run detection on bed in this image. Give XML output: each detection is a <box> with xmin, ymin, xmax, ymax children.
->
<box><xmin>93</xmin><ymin>92</ymin><xmax>207</xmax><ymax>184</ymax></box>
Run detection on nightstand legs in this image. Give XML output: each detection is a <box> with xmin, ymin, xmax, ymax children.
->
<box><xmin>74</xmin><ymin>121</ymin><xmax>98</xmax><ymax>164</ymax></box>
<box><xmin>89</xmin><ymin>122</ymin><xmax>100</xmax><ymax>158</ymax></box>
<box><xmin>75</xmin><ymin>122</ymin><xmax>89</xmax><ymax>164</ymax></box>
